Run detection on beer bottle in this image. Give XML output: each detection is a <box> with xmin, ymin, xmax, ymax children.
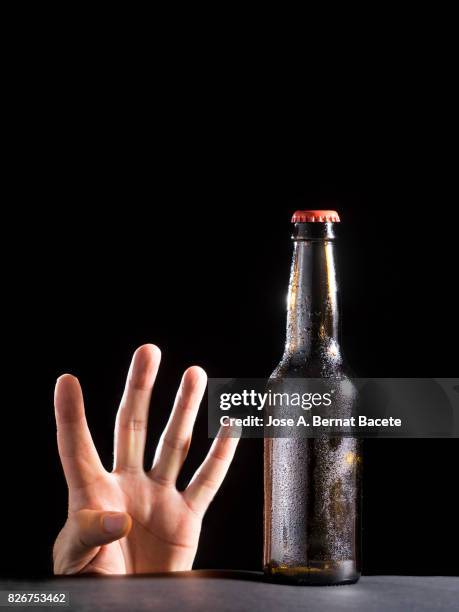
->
<box><xmin>263</xmin><ymin>210</ymin><xmax>361</xmax><ymax>585</ymax></box>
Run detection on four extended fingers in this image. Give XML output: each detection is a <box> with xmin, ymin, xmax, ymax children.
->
<box><xmin>55</xmin><ymin>345</ymin><xmax>238</xmax><ymax>515</ymax></box>
<box><xmin>54</xmin><ymin>374</ymin><xmax>105</xmax><ymax>490</ymax></box>
<box><xmin>150</xmin><ymin>366</ymin><xmax>207</xmax><ymax>486</ymax></box>
<box><xmin>114</xmin><ymin>344</ymin><xmax>161</xmax><ymax>472</ymax></box>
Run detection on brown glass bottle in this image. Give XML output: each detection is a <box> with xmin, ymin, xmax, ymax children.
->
<box><xmin>263</xmin><ymin>210</ymin><xmax>361</xmax><ymax>585</ymax></box>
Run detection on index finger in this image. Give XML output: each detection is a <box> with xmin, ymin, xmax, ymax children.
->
<box><xmin>54</xmin><ymin>374</ymin><xmax>105</xmax><ymax>490</ymax></box>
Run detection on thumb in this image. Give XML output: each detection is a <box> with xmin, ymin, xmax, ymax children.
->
<box><xmin>53</xmin><ymin>509</ymin><xmax>132</xmax><ymax>574</ymax></box>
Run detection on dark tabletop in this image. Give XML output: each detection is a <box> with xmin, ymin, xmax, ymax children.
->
<box><xmin>1</xmin><ymin>571</ymin><xmax>458</xmax><ymax>611</ymax></box>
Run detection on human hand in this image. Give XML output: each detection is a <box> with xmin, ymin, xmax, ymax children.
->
<box><xmin>53</xmin><ymin>344</ymin><xmax>238</xmax><ymax>575</ymax></box>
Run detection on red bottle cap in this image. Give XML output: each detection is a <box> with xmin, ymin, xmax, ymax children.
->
<box><xmin>291</xmin><ymin>210</ymin><xmax>340</xmax><ymax>223</ymax></box>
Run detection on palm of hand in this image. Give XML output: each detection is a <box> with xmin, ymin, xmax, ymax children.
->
<box><xmin>68</xmin><ymin>472</ymin><xmax>201</xmax><ymax>574</ymax></box>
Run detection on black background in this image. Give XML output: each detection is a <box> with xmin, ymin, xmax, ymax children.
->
<box><xmin>2</xmin><ymin>89</ymin><xmax>458</xmax><ymax>578</ymax></box>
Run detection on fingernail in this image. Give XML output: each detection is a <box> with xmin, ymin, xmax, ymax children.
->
<box><xmin>102</xmin><ymin>513</ymin><xmax>128</xmax><ymax>534</ymax></box>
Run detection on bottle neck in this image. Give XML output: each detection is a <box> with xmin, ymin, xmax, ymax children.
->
<box><xmin>285</xmin><ymin>222</ymin><xmax>341</xmax><ymax>364</ymax></box>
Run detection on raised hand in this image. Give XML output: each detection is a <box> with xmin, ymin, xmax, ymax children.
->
<box><xmin>53</xmin><ymin>344</ymin><xmax>238</xmax><ymax>575</ymax></box>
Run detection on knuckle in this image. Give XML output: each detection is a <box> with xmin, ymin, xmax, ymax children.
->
<box><xmin>163</xmin><ymin>435</ymin><xmax>190</xmax><ymax>452</ymax></box>
<box><xmin>195</xmin><ymin>473</ymin><xmax>219</xmax><ymax>490</ymax></box>
<box><xmin>118</xmin><ymin>418</ymin><xmax>147</xmax><ymax>432</ymax></box>
<box><xmin>210</xmin><ymin>451</ymin><xmax>228</xmax><ymax>463</ymax></box>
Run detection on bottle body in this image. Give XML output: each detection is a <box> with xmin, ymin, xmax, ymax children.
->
<box><xmin>263</xmin><ymin>215</ymin><xmax>361</xmax><ymax>585</ymax></box>
<box><xmin>263</xmin><ymin>383</ymin><xmax>361</xmax><ymax>585</ymax></box>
